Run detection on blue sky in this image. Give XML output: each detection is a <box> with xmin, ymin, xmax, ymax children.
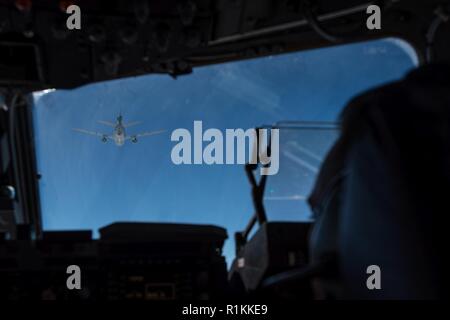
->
<box><xmin>32</xmin><ymin>38</ymin><xmax>417</xmax><ymax>265</ymax></box>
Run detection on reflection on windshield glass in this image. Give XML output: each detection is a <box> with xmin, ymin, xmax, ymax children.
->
<box><xmin>32</xmin><ymin>38</ymin><xmax>417</xmax><ymax>264</ymax></box>
<box><xmin>263</xmin><ymin>123</ymin><xmax>339</xmax><ymax>221</ymax></box>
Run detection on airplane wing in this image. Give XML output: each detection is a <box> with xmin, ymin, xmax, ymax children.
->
<box><xmin>97</xmin><ymin>120</ymin><xmax>116</xmax><ymax>127</ymax></box>
<box><xmin>73</xmin><ymin>128</ymin><xmax>110</xmax><ymax>139</ymax></box>
<box><xmin>126</xmin><ymin>130</ymin><xmax>166</xmax><ymax>140</ymax></box>
<box><xmin>123</xmin><ymin>121</ymin><xmax>142</xmax><ymax>128</ymax></box>
<box><xmin>135</xmin><ymin>129</ymin><xmax>166</xmax><ymax>138</ymax></box>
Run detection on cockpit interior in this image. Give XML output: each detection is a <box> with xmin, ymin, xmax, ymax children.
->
<box><xmin>1</xmin><ymin>0</ymin><xmax>449</xmax><ymax>301</ymax></box>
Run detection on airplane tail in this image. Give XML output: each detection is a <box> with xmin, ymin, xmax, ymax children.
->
<box><xmin>123</xmin><ymin>121</ymin><xmax>142</xmax><ymax>128</ymax></box>
<box><xmin>97</xmin><ymin>120</ymin><xmax>116</xmax><ymax>127</ymax></box>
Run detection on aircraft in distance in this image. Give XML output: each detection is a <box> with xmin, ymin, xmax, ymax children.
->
<box><xmin>73</xmin><ymin>114</ymin><xmax>165</xmax><ymax>146</ymax></box>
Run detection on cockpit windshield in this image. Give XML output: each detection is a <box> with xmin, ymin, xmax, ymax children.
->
<box><xmin>32</xmin><ymin>38</ymin><xmax>417</xmax><ymax>264</ymax></box>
